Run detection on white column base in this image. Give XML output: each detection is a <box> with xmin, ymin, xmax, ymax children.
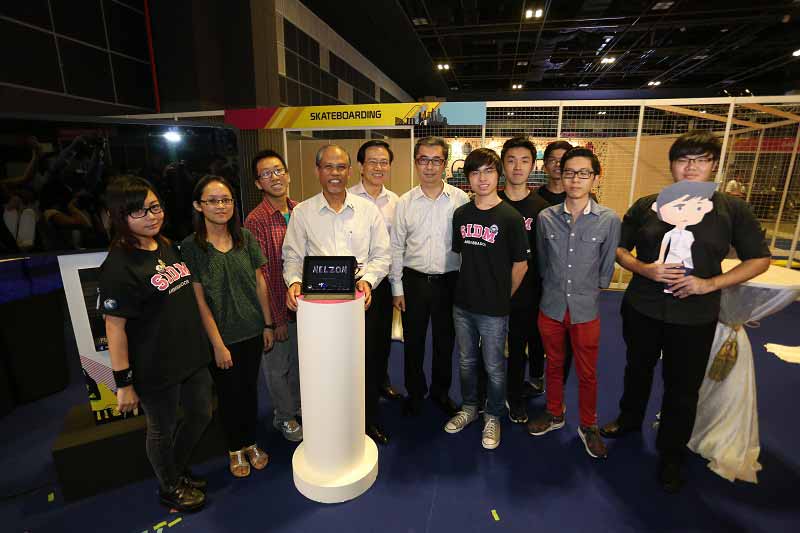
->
<box><xmin>292</xmin><ymin>435</ymin><xmax>379</xmax><ymax>503</ymax></box>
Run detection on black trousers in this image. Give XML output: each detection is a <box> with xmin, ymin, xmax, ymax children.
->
<box><xmin>209</xmin><ymin>334</ymin><xmax>263</xmax><ymax>452</ymax></box>
<box><xmin>365</xmin><ymin>279</ymin><xmax>392</xmax><ymax>426</ymax></box>
<box><xmin>617</xmin><ymin>299</ymin><xmax>716</xmax><ymax>460</ymax></box>
<box><xmin>138</xmin><ymin>366</ymin><xmax>213</xmax><ymax>492</ymax></box>
<box><xmin>507</xmin><ymin>304</ymin><xmax>543</xmax><ymax>401</ymax></box>
<box><xmin>401</xmin><ymin>268</ymin><xmax>457</xmax><ymax>402</ymax></box>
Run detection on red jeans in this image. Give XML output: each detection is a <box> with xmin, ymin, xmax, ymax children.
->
<box><xmin>537</xmin><ymin>310</ymin><xmax>600</xmax><ymax>427</ymax></box>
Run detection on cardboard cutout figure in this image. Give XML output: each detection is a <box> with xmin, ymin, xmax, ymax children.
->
<box><xmin>651</xmin><ymin>181</ymin><xmax>716</xmax><ymax>292</ymax></box>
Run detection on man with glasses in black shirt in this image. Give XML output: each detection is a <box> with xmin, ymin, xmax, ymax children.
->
<box><xmin>599</xmin><ymin>131</ymin><xmax>770</xmax><ymax>492</ymax></box>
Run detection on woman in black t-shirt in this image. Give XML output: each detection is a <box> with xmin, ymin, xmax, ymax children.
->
<box><xmin>599</xmin><ymin>132</ymin><xmax>770</xmax><ymax>493</ymax></box>
<box><xmin>182</xmin><ymin>176</ymin><xmax>274</xmax><ymax>478</ymax></box>
<box><xmin>99</xmin><ymin>176</ymin><xmax>212</xmax><ymax>512</ymax></box>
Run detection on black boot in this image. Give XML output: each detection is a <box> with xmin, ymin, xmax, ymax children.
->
<box><xmin>159</xmin><ymin>479</ymin><xmax>206</xmax><ymax>512</ymax></box>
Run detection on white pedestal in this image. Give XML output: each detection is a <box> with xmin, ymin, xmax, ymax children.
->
<box><xmin>292</xmin><ymin>294</ymin><xmax>378</xmax><ymax>503</ymax></box>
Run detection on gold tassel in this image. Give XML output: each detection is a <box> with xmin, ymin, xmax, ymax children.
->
<box><xmin>708</xmin><ymin>326</ymin><xmax>740</xmax><ymax>382</ymax></box>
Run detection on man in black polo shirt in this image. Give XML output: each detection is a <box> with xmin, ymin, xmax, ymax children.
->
<box><xmin>599</xmin><ymin>131</ymin><xmax>770</xmax><ymax>492</ymax></box>
<box><xmin>498</xmin><ymin>136</ymin><xmax>550</xmax><ymax>423</ymax></box>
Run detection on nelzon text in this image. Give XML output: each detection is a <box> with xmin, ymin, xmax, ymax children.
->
<box><xmin>310</xmin><ymin>110</ymin><xmax>382</xmax><ymax>121</ymax></box>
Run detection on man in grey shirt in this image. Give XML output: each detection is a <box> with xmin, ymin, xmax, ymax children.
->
<box><xmin>527</xmin><ymin>147</ymin><xmax>620</xmax><ymax>461</ymax></box>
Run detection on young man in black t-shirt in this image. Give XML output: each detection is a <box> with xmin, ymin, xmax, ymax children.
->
<box><xmin>445</xmin><ymin>148</ymin><xmax>529</xmax><ymax>450</ymax></box>
<box><xmin>498</xmin><ymin>136</ymin><xmax>550</xmax><ymax>424</ymax></box>
<box><xmin>599</xmin><ymin>131</ymin><xmax>770</xmax><ymax>492</ymax></box>
<box><xmin>535</xmin><ymin>140</ymin><xmax>573</xmax><ymax>206</ymax></box>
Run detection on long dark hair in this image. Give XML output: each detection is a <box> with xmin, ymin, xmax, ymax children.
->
<box><xmin>191</xmin><ymin>175</ymin><xmax>243</xmax><ymax>252</ymax></box>
<box><xmin>106</xmin><ymin>175</ymin><xmax>169</xmax><ymax>250</ymax></box>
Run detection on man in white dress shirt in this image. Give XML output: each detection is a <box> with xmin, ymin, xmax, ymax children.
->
<box><xmin>350</xmin><ymin>140</ymin><xmax>402</xmax><ymax>402</ymax></box>
<box><xmin>390</xmin><ymin>136</ymin><xmax>470</xmax><ymax>417</ymax></box>
<box><xmin>283</xmin><ymin>144</ymin><xmax>392</xmax><ymax>444</ymax></box>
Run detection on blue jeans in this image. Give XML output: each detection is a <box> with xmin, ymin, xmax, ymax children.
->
<box><xmin>453</xmin><ymin>305</ymin><xmax>508</xmax><ymax>417</ymax></box>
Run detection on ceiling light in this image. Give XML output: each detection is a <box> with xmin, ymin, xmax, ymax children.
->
<box><xmin>451</xmin><ymin>86</ymin><xmax>459</xmax><ymax>91</ymax></box>
<box><xmin>601</xmin><ymin>57</ymin><xmax>615</xmax><ymax>64</ymax></box>
<box><xmin>700</xmin><ymin>110</ymin><xmax>707</xmax><ymax>114</ymax></box>
<box><xmin>720</xmin><ymin>28</ymin><xmax>729</xmax><ymax>33</ymax></box>
<box><xmin>412</xmin><ymin>17</ymin><xmax>428</xmax><ymax>26</ymax></box>
<box><xmin>647</xmin><ymin>81</ymin><xmax>654</xmax><ymax>86</ymax></box>
<box><xmin>647</xmin><ymin>81</ymin><xmax>661</xmax><ymax>86</ymax></box>
<box><xmin>525</xmin><ymin>9</ymin><xmax>533</xmax><ymax>18</ymax></box>
<box><xmin>793</xmin><ymin>49</ymin><xmax>800</xmax><ymax>57</ymax></box>
<box><xmin>693</xmin><ymin>55</ymin><xmax>709</xmax><ymax>60</ymax></box>
<box><xmin>578</xmin><ymin>83</ymin><xmax>589</xmax><ymax>87</ymax></box>
<box><xmin>534</xmin><ymin>8</ymin><xmax>543</xmax><ymax>18</ymax></box>
<box><xmin>597</xmin><ymin>111</ymin><xmax>607</xmax><ymax>115</ymax></box>
<box><xmin>437</xmin><ymin>64</ymin><xmax>443</xmax><ymax>70</ymax></box>
<box><xmin>654</xmin><ymin>81</ymin><xmax>661</xmax><ymax>86</ymax></box>
<box><xmin>517</xmin><ymin>60</ymin><xmax>529</xmax><ymax>66</ymax></box>
<box><xmin>507</xmin><ymin>112</ymin><xmax>515</xmax><ymax>116</ymax></box>
<box><xmin>605</xmin><ymin>36</ymin><xmax>613</xmax><ymax>42</ymax></box>
<box><xmin>652</xmin><ymin>1</ymin><xmax>674</xmax><ymax>10</ymax></box>
<box><xmin>163</xmin><ymin>131</ymin><xmax>182</xmax><ymax>143</ymax></box>
<box><xmin>443</xmin><ymin>64</ymin><xmax>450</xmax><ymax>70</ymax></box>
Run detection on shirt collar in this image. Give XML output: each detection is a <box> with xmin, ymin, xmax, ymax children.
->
<box><xmin>259</xmin><ymin>195</ymin><xmax>295</xmax><ymax>216</ymax></box>
<box><xmin>352</xmin><ymin>180</ymin><xmax>387</xmax><ymax>201</ymax></box>
<box><xmin>562</xmin><ymin>199</ymin><xmax>594</xmax><ymax>216</ymax></box>
<box><xmin>315</xmin><ymin>191</ymin><xmax>355</xmax><ymax>214</ymax></box>
<box><xmin>412</xmin><ymin>180</ymin><xmax>450</xmax><ymax>200</ymax></box>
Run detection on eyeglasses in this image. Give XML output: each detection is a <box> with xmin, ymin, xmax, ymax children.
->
<box><xmin>674</xmin><ymin>156</ymin><xmax>714</xmax><ymax>167</ymax></box>
<box><xmin>320</xmin><ymin>164</ymin><xmax>349</xmax><ymax>173</ymax></box>
<box><xmin>468</xmin><ymin>167</ymin><xmax>498</xmax><ymax>178</ymax></box>
<box><xmin>561</xmin><ymin>169</ymin><xmax>596</xmax><ymax>180</ymax></box>
<box><xmin>415</xmin><ymin>157</ymin><xmax>446</xmax><ymax>168</ymax></box>
<box><xmin>366</xmin><ymin>159</ymin><xmax>391</xmax><ymax>168</ymax></box>
<box><xmin>257</xmin><ymin>168</ymin><xmax>287</xmax><ymax>179</ymax></box>
<box><xmin>199</xmin><ymin>198</ymin><xmax>234</xmax><ymax>207</ymax></box>
<box><xmin>129</xmin><ymin>203</ymin><xmax>163</xmax><ymax>219</ymax></box>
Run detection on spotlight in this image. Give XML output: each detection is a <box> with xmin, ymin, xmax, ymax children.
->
<box><xmin>793</xmin><ymin>49</ymin><xmax>800</xmax><ymax>57</ymax></box>
<box><xmin>534</xmin><ymin>8</ymin><xmax>543</xmax><ymax>18</ymax></box>
<box><xmin>437</xmin><ymin>64</ymin><xmax>443</xmax><ymax>70</ymax></box>
<box><xmin>163</xmin><ymin>131</ymin><xmax>182</xmax><ymax>143</ymax></box>
<box><xmin>525</xmin><ymin>9</ymin><xmax>533</xmax><ymax>18</ymax></box>
<box><xmin>443</xmin><ymin>64</ymin><xmax>450</xmax><ymax>70</ymax></box>
<box><xmin>600</xmin><ymin>57</ymin><xmax>616</xmax><ymax>64</ymax></box>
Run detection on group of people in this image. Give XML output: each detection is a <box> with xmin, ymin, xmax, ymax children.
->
<box><xmin>98</xmin><ymin>129</ymin><xmax>770</xmax><ymax>512</ymax></box>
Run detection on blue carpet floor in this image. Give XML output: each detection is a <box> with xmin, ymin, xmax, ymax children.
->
<box><xmin>2</xmin><ymin>291</ymin><xmax>799</xmax><ymax>532</ymax></box>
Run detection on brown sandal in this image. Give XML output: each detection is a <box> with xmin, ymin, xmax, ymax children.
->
<box><xmin>243</xmin><ymin>443</ymin><xmax>269</xmax><ymax>470</ymax></box>
<box><xmin>229</xmin><ymin>449</ymin><xmax>250</xmax><ymax>478</ymax></box>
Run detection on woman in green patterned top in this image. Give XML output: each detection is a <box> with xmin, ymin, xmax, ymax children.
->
<box><xmin>181</xmin><ymin>175</ymin><xmax>275</xmax><ymax>478</ymax></box>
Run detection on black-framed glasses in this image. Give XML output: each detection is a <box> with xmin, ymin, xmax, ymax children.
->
<box><xmin>257</xmin><ymin>168</ymin><xmax>287</xmax><ymax>179</ymax></box>
<box><xmin>199</xmin><ymin>198</ymin><xmax>234</xmax><ymax>207</ymax></box>
<box><xmin>674</xmin><ymin>156</ymin><xmax>714</xmax><ymax>166</ymax></box>
<box><xmin>129</xmin><ymin>203</ymin><xmax>163</xmax><ymax>218</ymax></box>
<box><xmin>415</xmin><ymin>156</ymin><xmax>445</xmax><ymax>168</ymax></box>
<box><xmin>562</xmin><ymin>169</ymin><xmax>596</xmax><ymax>180</ymax></box>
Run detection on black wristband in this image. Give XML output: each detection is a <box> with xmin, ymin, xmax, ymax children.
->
<box><xmin>113</xmin><ymin>368</ymin><xmax>134</xmax><ymax>388</ymax></box>
<box><xmin>264</xmin><ymin>323</ymin><xmax>276</xmax><ymax>330</ymax></box>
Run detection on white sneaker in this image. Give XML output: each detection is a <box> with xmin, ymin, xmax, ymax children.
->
<box><xmin>482</xmin><ymin>415</ymin><xmax>501</xmax><ymax>450</ymax></box>
<box><xmin>444</xmin><ymin>408</ymin><xmax>478</xmax><ymax>434</ymax></box>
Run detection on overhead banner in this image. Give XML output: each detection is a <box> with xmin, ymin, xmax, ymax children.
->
<box><xmin>225</xmin><ymin>102</ymin><xmax>486</xmax><ymax>130</ymax></box>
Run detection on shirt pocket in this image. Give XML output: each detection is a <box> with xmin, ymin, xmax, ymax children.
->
<box><xmin>576</xmin><ymin>233</ymin><xmax>605</xmax><ymax>282</ymax></box>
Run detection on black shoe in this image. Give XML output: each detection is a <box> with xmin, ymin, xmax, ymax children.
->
<box><xmin>521</xmin><ymin>378</ymin><xmax>544</xmax><ymax>398</ymax></box>
<box><xmin>599</xmin><ymin>418</ymin><xmax>640</xmax><ymax>439</ymax></box>
<box><xmin>380</xmin><ymin>384</ymin><xmax>403</xmax><ymax>401</ymax></box>
<box><xmin>508</xmin><ymin>399</ymin><xmax>528</xmax><ymax>424</ymax></box>
<box><xmin>366</xmin><ymin>424</ymin><xmax>390</xmax><ymax>445</ymax></box>
<box><xmin>430</xmin><ymin>394</ymin><xmax>459</xmax><ymax>417</ymax></box>
<box><xmin>181</xmin><ymin>470</ymin><xmax>207</xmax><ymax>491</ymax></box>
<box><xmin>159</xmin><ymin>480</ymin><xmax>205</xmax><ymax>512</ymax></box>
<box><xmin>402</xmin><ymin>397</ymin><xmax>423</xmax><ymax>416</ymax></box>
<box><xmin>658</xmin><ymin>459</ymin><xmax>685</xmax><ymax>494</ymax></box>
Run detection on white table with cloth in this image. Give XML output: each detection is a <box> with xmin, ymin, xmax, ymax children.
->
<box><xmin>688</xmin><ymin>259</ymin><xmax>800</xmax><ymax>483</ymax></box>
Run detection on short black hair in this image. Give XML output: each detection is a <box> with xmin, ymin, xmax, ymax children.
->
<box><xmin>501</xmin><ymin>136</ymin><xmax>537</xmax><ymax>161</ymax></box>
<box><xmin>252</xmin><ymin>149</ymin><xmax>287</xmax><ymax>177</ymax></box>
<box><xmin>561</xmin><ymin>147</ymin><xmax>602</xmax><ymax>175</ymax></box>
<box><xmin>414</xmin><ymin>136</ymin><xmax>449</xmax><ymax>160</ymax></box>
<box><xmin>543</xmin><ymin>140</ymin><xmax>574</xmax><ymax>161</ymax></box>
<box><xmin>357</xmin><ymin>140</ymin><xmax>394</xmax><ymax>164</ymax></box>
<box><xmin>463</xmin><ymin>147</ymin><xmax>501</xmax><ymax>176</ymax></box>
<box><xmin>669</xmin><ymin>131</ymin><xmax>722</xmax><ymax>162</ymax></box>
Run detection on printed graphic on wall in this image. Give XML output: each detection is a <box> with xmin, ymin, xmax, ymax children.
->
<box><xmin>224</xmin><ymin>102</ymin><xmax>487</xmax><ymax>130</ymax></box>
<box><xmin>58</xmin><ymin>252</ymin><xmax>140</xmax><ymax>425</ymax></box>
